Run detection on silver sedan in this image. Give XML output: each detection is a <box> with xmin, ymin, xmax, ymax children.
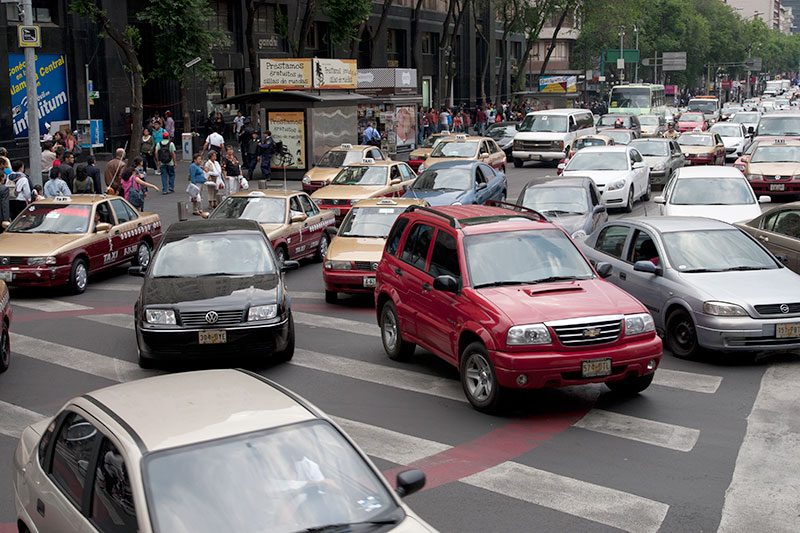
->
<box><xmin>580</xmin><ymin>216</ymin><xmax>800</xmax><ymax>358</ymax></box>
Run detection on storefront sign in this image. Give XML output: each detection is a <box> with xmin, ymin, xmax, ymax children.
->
<box><xmin>260</xmin><ymin>58</ymin><xmax>312</xmax><ymax>91</ymax></box>
<box><xmin>269</xmin><ymin>111</ymin><xmax>306</xmax><ymax>170</ymax></box>
<box><xmin>8</xmin><ymin>53</ymin><xmax>69</xmax><ymax>139</ymax></box>
<box><xmin>357</xmin><ymin>68</ymin><xmax>417</xmax><ymax>95</ymax></box>
<box><xmin>257</xmin><ymin>34</ymin><xmax>281</xmax><ymax>50</ymax></box>
<box><xmin>539</xmin><ymin>75</ymin><xmax>577</xmax><ymax>93</ymax></box>
<box><xmin>313</xmin><ymin>58</ymin><xmax>357</xmax><ymax>89</ymax></box>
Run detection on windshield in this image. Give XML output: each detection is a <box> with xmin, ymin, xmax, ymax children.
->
<box><xmin>565</xmin><ymin>151</ymin><xmax>628</xmax><ymax>171</ymax></box>
<box><xmin>487</xmin><ymin>126</ymin><xmax>517</xmax><ymax>139</ymax></box>
<box><xmin>143</xmin><ymin>420</ymin><xmax>400</xmax><ymax>533</ymax></box>
<box><xmin>574</xmin><ymin>138</ymin><xmax>608</xmax><ymax>151</ymax></box>
<box><xmin>411</xmin><ymin>167</ymin><xmax>472</xmax><ymax>190</ymax></box>
<box><xmin>603</xmin><ymin>130</ymin><xmax>633</xmax><ymax>145</ymax></box>
<box><xmin>521</xmin><ymin>187</ymin><xmax>589</xmax><ymax>215</ymax></box>
<box><xmin>756</xmin><ymin>116</ymin><xmax>800</xmax><ymax>136</ymax></box>
<box><xmin>679</xmin><ymin>113</ymin><xmax>704</xmax><ymax>122</ymax></box>
<box><xmin>688</xmin><ymin>100</ymin><xmax>717</xmax><ymax>114</ymax></box>
<box><xmin>629</xmin><ymin>140</ymin><xmax>669</xmax><ymax>157</ymax></box>
<box><xmin>670</xmin><ymin>178</ymin><xmax>754</xmax><ymax>205</ymax></box>
<box><xmin>662</xmin><ymin>230</ymin><xmax>777</xmax><ymax>272</ymax></box>
<box><xmin>465</xmin><ymin>229</ymin><xmax>594</xmax><ymax>288</ymax></box>
<box><xmin>421</xmin><ymin>135</ymin><xmax>448</xmax><ymax>149</ymax></box>
<box><xmin>678</xmin><ymin>134</ymin><xmax>713</xmax><ymax>147</ymax></box>
<box><xmin>331</xmin><ymin>166</ymin><xmax>387</xmax><ymax>186</ymax></box>
<box><xmin>710</xmin><ymin>125</ymin><xmax>742</xmax><ymax>137</ymax></box>
<box><xmin>150</xmin><ymin>233</ymin><xmax>276</xmax><ymax>277</ymax></box>
<box><xmin>7</xmin><ymin>204</ymin><xmax>91</xmax><ymax>234</ymax></box>
<box><xmin>317</xmin><ymin>150</ymin><xmax>363</xmax><ymax>168</ymax></box>
<box><xmin>639</xmin><ymin>116</ymin><xmax>659</xmax><ymax>125</ymax></box>
<box><xmin>732</xmin><ymin>113</ymin><xmax>759</xmax><ymax>123</ymax></box>
<box><xmin>609</xmin><ymin>87</ymin><xmax>650</xmax><ymax>108</ymax></box>
<box><xmin>598</xmin><ymin>115</ymin><xmax>631</xmax><ymax>127</ymax></box>
<box><xmin>750</xmin><ymin>145</ymin><xmax>800</xmax><ymax>163</ymax></box>
<box><xmin>339</xmin><ymin>206</ymin><xmax>406</xmax><ymax>238</ymax></box>
<box><xmin>519</xmin><ymin>114</ymin><xmax>568</xmax><ymax>133</ymax></box>
<box><xmin>210</xmin><ymin>197</ymin><xmax>286</xmax><ymax>224</ymax></box>
<box><xmin>430</xmin><ymin>141</ymin><xmax>479</xmax><ymax>158</ymax></box>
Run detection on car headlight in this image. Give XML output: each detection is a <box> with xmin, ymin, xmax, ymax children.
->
<box><xmin>451</xmin><ymin>201</ymin><xmax>463</xmax><ymax>205</ymax></box>
<box><xmin>514</xmin><ymin>140</ymin><xmax>523</xmax><ymax>149</ymax></box>
<box><xmin>507</xmin><ymin>323</ymin><xmax>552</xmax><ymax>346</ymax></box>
<box><xmin>313</xmin><ymin>198</ymin><xmax>323</xmax><ymax>205</ymax></box>
<box><xmin>324</xmin><ymin>260</ymin><xmax>352</xmax><ymax>270</ymax></box>
<box><xmin>302</xmin><ymin>175</ymin><xmax>311</xmax><ymax>184</ymax></box>
<box><xmin>571</xmin><ymin>230</ymin><xmax>587</xmax><ymax>240</ymax></box>
<box><xmin>27</xmin><ymin>256</ymin><xmax>56</xmax><ymax>265</ymax></box>
<box><xmin>652</xmin><ymin>161</ymin><xmax>666</xmax><ymax>171</ymax></box>
<box><xmin>747</xmin><ymin>174</ymin><xmax>762</xmax><ymax>180</ymax></box>
<box><xmin>703</xmin><ymin>301</ymin><xmax>748</xmax><ymax>316</ymax></box>
<box><xmin>145</xmin><ymin>309</ymin><xmax>176</xmax><ymax>325</ymax></box>
<box><xmin>418</xmin><ymin>165</ymin><xmax>425</xmax><ymax>171</ymax></box>
<box><xmin>248</xmin><ymin>304</ymin><xmax>278</xmax><ymax>321</ymax></box>
<box><xmin>624</xmin><ymin>313</ymin><xmax>655</xmax><ymax>335</ymax></box>
<box><xmin>607</xmin><ymin>179</ymin><xmax>627</xmax><ymax>191</ymax></box>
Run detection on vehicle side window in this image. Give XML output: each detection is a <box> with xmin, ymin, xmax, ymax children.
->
<box><xmin>110</xmin><ymin>199</ymin><xmax>132</xmax><ymax>224</ymax></box>
<box><xmin>765</xmin><ymin>209</ymin><xmax>800</xmax><ymax>238</ymax></box>
<box><xmin>428</xmin><ymin>230</ymin><xmax>460</xmax><ymax>279</ymax></box>
<box><xmin>478</xmin><ymin>165</ymin><xmax>494</xmax><ymax>183</ymax></box>
<box><xmin>289</xmin><ymin>197</ymin><xmax>303</xmax><ymax>220</ymax></box>
<box><xmin>569</xmin><ymin>117</ymin><xmax>577</xmax><ymax>132</ymax></box>
<box><xmin>400</xmin><ymin>223</ymin><xmax>435</xmax><ymax>271</ymax></box>
<box><xmin>594</xmin><ymin>225</ymin><xmax>630</xmax><ymax>259</ymax></box>
<box><xmin>489</xmin><ymin>140</ymin><xmax>500</xmax><ymax>154</ymax></box>
<box><xmin>589</xmin><ymin>186</ymin><xmax>600</xmax><ymax>206</ymax></box>
<box><xmin>96</xmin><ymin>202</ymin><xmax>115</xmax><ymax>227</ymax></box>
<box><xmin>398</xmin><ymin>164</ymin><xmax>413</xmax><ymax>180</ymax></box>
<box><xmin>630</xmin><ymin>149</ymin><xmax>643</xmax><ymax>163</ymax></box>
<box><xmin>38</xmin><ymin>417</ymin><xmax>58</xmax><ymax>467</ymax></box>
<box><xmin>50</xmin><ymin>412</ymin><xmax>99</xmax><ymax>508</ymax></box>
<box><xmin>390</xmin><ymin>166</ymin><xmax>401</xmax><ymax>182</ymax></box>
<box><xmin>628</xmin><ymin>230</ymin><xmax>661</xmax><ymax>265</ymax></box>
<box><xmin>91</xmin><ymin>438</ymin><xmax>137</xmax><ymax>532</ymax></box>
<box><xmin>370</xmin><ymin>149</ymin><xmax>385</xmax><ymax>160</ymax></box>
<box><xmin>480</xmin><ymin>141</ymin><xmax>489</xmax><ymax>155</ymax></box>
<box><xmin>385</xmin><ymin>217</ymin><xmax>409</xmax><ymax>257</ymax></box>
<box><xmin>122</xmin><ymin>202</ymin><xmax>139</xmax><ymax>221</ymax></box>
<box><xmin>298</xmin><ymin>194</ymin><xmax>317</xmax><ymax>217</ymax></box>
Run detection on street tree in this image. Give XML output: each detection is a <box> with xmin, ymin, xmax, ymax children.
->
<box><xmin>511</xmin><ymin>0</ymin><xmax>560</xmax><ymax>95</ymax></box>
<box><xmin>353</xmin><ymin>0</ymin><xmax>394</xmax><ymax>68</ymax></box>
<box><xmin>277</xmin><ymin>0</ymin><xmax>371</xmax><ymax>58</ymax></box>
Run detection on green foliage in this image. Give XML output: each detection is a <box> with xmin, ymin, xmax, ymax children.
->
<box><xmin>69</xmin><ymin>0</ymin><xmax>102</xmax><ymax>19</ymax></box>
<box><xmin>322</xmin><ymin>0</ymin><xmax>371</xmax><ymax>47</ymax></box>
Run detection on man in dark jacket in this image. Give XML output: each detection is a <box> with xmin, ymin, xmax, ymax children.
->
<box><xmin>59</xmin><ymin>151</ymin><xmax>76</xmax><ymax>192</ymax></box>
<box><xmin>86</xmin><ymin>155</ymin><xmax>104</xmax><ymax>193</ymax></box>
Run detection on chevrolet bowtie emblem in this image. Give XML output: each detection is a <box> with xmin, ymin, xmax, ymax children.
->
<box><xmin>583</xmin><ymin>328</ymin><xmax>601</xmax><ymax>338</ymax></box>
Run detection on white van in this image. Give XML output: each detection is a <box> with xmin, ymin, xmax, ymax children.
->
<box><xmin>511</xmin><ymin>109</ymin><xmax>595</xmax><ymax>167</ymax></box>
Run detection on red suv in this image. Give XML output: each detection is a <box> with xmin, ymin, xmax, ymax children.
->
<box><xmin>374</xmin><ymin>205</ymin><xmax>662</xmax><ymax>412</ymax></box>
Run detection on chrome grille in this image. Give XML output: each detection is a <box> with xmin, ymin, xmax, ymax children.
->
<box><xmin>765</xmin><ymin>175</ymin><xmax>791</xmax><ymax>181</ymax></box>
<box><xmin>754</xmin><ymin>303</ymin><xmax>800</xmax><ymax>315</ymax></box>
<box><xmin>549</xmin><ymin>317</ymin><xmax>623</xmax><ymax>347</ymax></box>
<box><xmin>324</xmin><ymin>199</ymin><xmax>350</xmax><ymax>206</ymax></box>
<box><xmin>180</xmin><ymin>309</ymin><xmax>244</xmax><ymax>327</ymax></box>
<box><xmin>515</xmin><ymin>140</ymin><xmax>559</xmax><ymax>151</ymax></box>
<box><xmin>354</xmin><ymin>261</ymin><xmax>377</xmax><ymax>271</ymax></box>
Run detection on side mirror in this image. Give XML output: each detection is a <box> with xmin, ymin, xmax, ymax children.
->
<box><xmin>633</xmin><ymin>260</ymin><xmax>661</xmax><ymax>275</ymax></box>
<box><xmin>557</xmin><ymin>163</ymin><xmax>566</xmax><ymax>171</ymax></box>
<box><xmin>391</xmin><ymin>178</ymin><xmax>401</xmax><ymax>185</ymax></box>
<box><xmin>396</xmin><ymin>469</ymin><xmax>426</xmax><ymax>498</ymax></box>
<box><xmin>433</xmin><ymin>274</ymin><xmax>459</xmax><ymax>293</ymax></box>
<box><xmin>291</xmin><ymin>213</ymin><xmax>308</xmax><ymax>223</ymax></box>
<box><xmin>476</xmin><ymin>182</ymin><xmax>487</xmax><ymax>191</ymax></box>
<box><xmin>633</xmin><ymin>161</ymin><xmax>645</xmax><ymax>169</ymax></box>
<box><xmin>595</xmin><ymin>262</ymin><xmax>613</xmax><ymax>279</ymax></box>
<box><xmin>95</xmin><ymin>222</ymin><xmax>112</xmax><ymax>233</ymax></box>
<box><xmin>325</xmin><ymin>225</ymin><xmax>338</xmax><ymax>238</ymax></box>
<box><xmin>1</xmin><ymin>221</ymin><xmax>9</xmax><ymax>229</ymax></box>
<box><xmin>280</xmin><ymin>260</ymin><xmax>300</xmax><ymax>272</ymax></box>
<box><xmin>758</xmin><ymin>195</ymin><xmax>771</xmax><ymax>204</ymax></box>
<box><xmin>742</xmin><ymin>155</ymin><xmax>751</xmax><ymax>162</ymax></box>
<box><xmin>592</xmin><ymin>205</ymin><xmax>606</xmax><ymax>214</ymax></box>
<box><xmin>748</xmin><ymin>126</ymin><xmax>755</xmax><ymax>134</ymax></box>
<box><xmin>200</xmin><ymin>211</ymin><xmax>210</xmax><ymax>219</ymax></box>
<box><xmin>128</xmin><ymin>266</ymin><xmax>145</xmax><ymax>277</ymax></box>
<box><xmin>654</xmin><ymin>195</ymin><xmax>666</xmax><ymax>204</ymax></box>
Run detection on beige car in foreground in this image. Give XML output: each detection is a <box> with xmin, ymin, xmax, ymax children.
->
<box><xmin>13</xmin><ymin>370</ymin><xmax>435</xmax><ymax>533</ymax></box>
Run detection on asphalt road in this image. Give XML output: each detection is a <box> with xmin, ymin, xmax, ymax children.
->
<box><xmin>0</xmin><ymin>160</ymin><xmax>798</xmax><ymax>533</ymax></box>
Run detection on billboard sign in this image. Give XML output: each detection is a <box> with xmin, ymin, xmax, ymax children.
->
<box><xmin>8</xmin><ymin>53</ymin><xmax>69</xmax><ymax>139</ymax></box>
<box><xmin>259</xmin><ymin>58</ymin><xmax>313</xmax><ymax>91</ymax></box>
<box><xmin>313</xmin><ymin>58</ymin><xmax>357</xmax><ymax>89</ymax></box>
<box><xmin>539</xmin><ymin>75</ymin><xmax>577</xmax><ymax>93</ymax></box>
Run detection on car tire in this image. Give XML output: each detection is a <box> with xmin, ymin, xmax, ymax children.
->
<box><xmin>315</xmin><ymin>234</ymin><xmax>330</xmax><ymax>262</ymax></box>
<box><xmin>623</xmin><ymin>186</ymin><xmax>634</xmax><ymax>213</ymax></box>
<box><xmin>666</xmin><ymin>309</ymin><xmax>700</xmax><ymax>359</ymax></box>
<box><xmin>380</xmin><ymin>301</ymin><xmax>415</xmax><ymax>361</ymax></box>
<box><xmin>0</xmin><ymin>320</ymin><xmax>10</xmax><ymax>374</ymax></box>
<box><xmin>605</xmin><ymin>373</ymin><xmax>654</xmax><ymax>394</ymax></box>
<box><xmin>460</xmin><ymin>342</ymin><xmax>503</xmax><ymax>413</ymax></box>
<box><xmin>325</xmin><ymin>290</ymin><xmax>337</xmax><ymax>304</ymax></box>
<box><xmin>642</xmin><ymin>181</ymin><xmax>651</xmax><ymax>202</ymax></box>
<box><xmin>513</xmin><ymin>158</ymin><xmax>524</xmax><ymax>168</ymax></box>
<box><xmin>68</xmin><ymin>258</ymin><xmax>89</xmax><ymax>294</ymax></box>
<box><xmin>274</xmin><ymin>314</ymin><xmax>295</xmax><ymax>362</ymax></box>
<box><xmin>275</xmin><ymin>245</ymin><xmax>288</xmax><ymax>266</ymax></box>
<box><xmin>132</xmin><ymin>240</ymin><xmax>152</xmax><ymax>268</ymax></box>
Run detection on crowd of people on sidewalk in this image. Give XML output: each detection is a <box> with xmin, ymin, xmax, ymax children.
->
<box><xmin>416</xmin><ymin>102</ymin><xmax>531</xmax><ymax>142</ymax></box>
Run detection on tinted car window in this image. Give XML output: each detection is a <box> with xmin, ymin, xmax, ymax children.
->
<box><xmin>428</xmin><ymin>231</ymin><xmax>460</xmax><ymax>278</ymax></box>
<box><xmin>96</xmin><ymin>202</ymin><xmax>115</xmax><ymax>226</ymax></box>
<box><xmin>51</xmin><ymin>412</ymin><xmax>98</xmax><ymax>507</ymax></box>
<box><xmin>400</xmin><ymin>223</ymin><xmax>435</xmax><ymax>270</ymax></box>
<box><xmin>111</xmin><ymin>199</ymin><xmax>133</xmax><ymax>224</ymax></box>
<box><xmin>91</xmin><ymin>438</ymin><xmax>137</xmax><ymax>532</ymax></box>
<box><xmin>595</xmin><ymin>225</ymin><xmax>630</xmax><ymax>259</ymax></box>
<box><xmin>765</xmin><ymin>209</ymin><xmax>800</xmax><ymax>238</ymax></box>
<box><xmin>385</xmin><ymin>217</ymin><xmax>409</xmax><ymax>256</ymax></box>
<box><xmin>628</xmin><ymin>230</ymin><xmax>660</xmax><ymax>265</ymax></box>
<box><xmin>478</xmin><ymin>165</ymin><xmax>494</xmax><ymax>183</ymax></box>
<box><xmin>298</xmin><ymin>194</ymin><xmax>317</xmax><ymax>217</ymax></box>
<box><xmin>38</xmin><ymin>417</ymin><xmax>58</xmax><ymax>466</ymax></box>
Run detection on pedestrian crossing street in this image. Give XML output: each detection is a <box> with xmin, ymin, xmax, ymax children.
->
<box><xmin>2</xmin><ymin>287</ymin><xmax>799</xmax><ymax>533</ymax></box>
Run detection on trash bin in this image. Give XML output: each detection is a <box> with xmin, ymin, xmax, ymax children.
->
<box><xmin>177</xmin><ymin>201</ymin><xmax>189</xmax><ymax>221</ymax></box>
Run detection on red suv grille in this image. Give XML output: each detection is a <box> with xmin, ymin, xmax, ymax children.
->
<box><xmin>550</xmin><ymin>317</ymin><xmax>622</xmax><ymax>346</ymax></box>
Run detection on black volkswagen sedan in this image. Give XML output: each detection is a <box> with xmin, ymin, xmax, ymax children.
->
<box><xmin>131</xmin><ymin>219</ymin><xmax>297</xmax><ymax>368</ymax></box>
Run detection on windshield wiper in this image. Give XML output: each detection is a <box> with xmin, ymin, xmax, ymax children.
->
<box><xmin>294</xmin><ymin>517</ymin><xmax>399</xmax><ymax>533</ymax></box>
<box><xmin>473</xmin><ymin>280</ymin><xmax>532</xmax><ymax>289</ymax></box>
<box><xmin>679</xmin><ymin>268</ymin><xmax>721</xmax><ymax>273</ymax></box>
<box><xmin>529</xmin><ymin>275</ymin><xmax>585</xmax><ymax>284</ymax></box>
<box><xmin>721</xmin><ymin>266</ymin><xmax>766</xmax><ymax>271</ymax></box>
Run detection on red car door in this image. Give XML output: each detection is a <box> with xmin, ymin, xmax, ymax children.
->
<box><xmin>396</xmin><ymin>222</ymin><xmax>435</xmax><ymax>339</ymax></box>
<box><xmin>86</xmin><ymin>201</ymin><xmax>119</xmax><ymax>272</ymax></box>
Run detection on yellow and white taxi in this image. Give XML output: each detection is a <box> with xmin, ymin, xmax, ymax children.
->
<box><xmin>302</xmin><ymin>144</ymin><xmax>390</xmax><ymax>193</ymax></box>
<box><xmin>0</xmin><ymin>279</ymin><xmax>11</xmax><ymax>373</ymax></box>
<box><xmin>0</xmin><ymin>195</ymin><xmax>162</xmax><ymax>293</ymax></box>
<box><xmin>420</xmin><ymin>135</ymin><xmax>507</xmax><ymax>172</ymax></box>
<box><xmin>744</xmin><ymin>138</ymin><xmax>800</xmax><ymax>197</ymax></box>
<box><xmin>208</xmin><ymin>190</ymin><xmax>336</xmax><ymax>265</ymax></box>
<box><xmin>311</xmin><ymin>159</ymin><xmax>417</xmax><ymax>223</ymax></box>
<box><xmin>323</xmin><ymin>198</ymin><xmax>427</xmax><ymax>302</ymax></box>
<box><xmin>407</xmin><ymin>132</ymin><xmax>457</xmax><ymax>171</ymax></box>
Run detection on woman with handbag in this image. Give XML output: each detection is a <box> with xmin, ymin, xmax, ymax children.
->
<box><xmin>203</xmin><ymin>151</ymin><xmax>223</xmax><ymax>211</ymax></box>
<box><xmin>189</xmin><ymin>153</ymin><xmax>206</xmax><ymax>216</ymax></box>
<box><xmin>222</xmin><ymin>146</ymin><xmax>242</xmax><ymax>197</ymax></box>
<box><xmin>121</xmin><ymin>161</ymin><xmax>158</xmax><ymax>211</ymax></box>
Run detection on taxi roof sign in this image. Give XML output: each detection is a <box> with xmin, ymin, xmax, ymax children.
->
<box><xmin>377</xmin><ymin>198</ymin><xmax>397</xmax><ymax>205</ymax></box>
<box><xmin>248</xmin><ymin>191</ymin><xmax>267</xmax><ymax>196</ymax></box>
<box><xmin>774</xmin><ymin>138</ymin><xmax>786</xmax><ymax>144</ymax></box>
<box><xmin>53</xmin><ymin>196</ymin><xmax>72</xmax><ymax>202</ymax></box>
<box><xmin>339</xmin><ymin>143</ymin><xmax>353</xmax><ymax>149</ymax></box>
<box><xmin>455</xmin><ymin>134</ymin><xmax>468</xmax><ymax>140</ymax></box>
<box><xmin>361</xmin><ymin>157</ymin><xmax>376</xmax><ymax>164</ymax></box>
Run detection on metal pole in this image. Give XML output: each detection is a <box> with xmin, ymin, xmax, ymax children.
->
<box><xmin>21</xmin><ymin>0</ymin><xmax>42</xmax><ymax>187</ymax></box>
<box><xmin>85</xmin><ymin>63</ymin><xmax>93</xmax><ymax>156</ymax></box>
<box><xmin>619</xmin><ymin>29</ymin><xmax>624</xmax><ymax>82</ymax></box>
<box><xmin>746</xmin><ymin>70</ymin><xmax>751</xmax><ymax>100</ymax></box>
<box><xmin>634</xmin><ymin>26</ymin><xmax>639</xmax><ymax>83</ymax></box>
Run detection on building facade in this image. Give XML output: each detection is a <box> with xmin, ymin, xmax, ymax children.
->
<box><xmin>724</xmin><ymin>0</ymin><xmax>783</xmax><ymax>29</ymax></box>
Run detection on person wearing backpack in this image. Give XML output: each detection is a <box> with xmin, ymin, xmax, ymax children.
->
<box><xmin>72</xmin><ymin>164</ymin><xmax>93</xmax><ymax>194</ymax></box>
<box><xmin>156</xmin><ymin>132</ymin><xmax>176</xmax><ymax>194</ymax></box>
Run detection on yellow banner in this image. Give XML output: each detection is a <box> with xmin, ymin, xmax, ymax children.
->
<box><xmin>260</xmin><ymin>58</ymin><xmax>312</xmax><ymax>91</ymax></box>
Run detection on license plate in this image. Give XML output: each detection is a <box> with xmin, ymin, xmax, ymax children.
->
<box><xmin>363</xmin><ymin>276</ymin><xmax>376</xmax><ymax>288</ymax></box>
<box><xmin>581</xmin><ymin>358</ymin><xmax>612</xmax><ymax>378</ymax></box>
<box><xmin>770</xmin><ymin>184</ymin><xmax>785</xmax><ymax>191</ymax></box>
<box><xmin>199</xmin><ymin>330</ymin><xmax>227</xmax><ymax>344</ymax></box>
<box><xmin>0</xmin><ymin>272</ymin><xmax>11</xmax><ymax>282</ymax></box>
<box><xmin>776</xmin><ymin>323</ymin><xmax>800</xmax><ymax>338</ymax></box>
<box><xmin>530</xmin><ymin>154</ymin><xmax>541</xmax><ymax>160</ymax></box>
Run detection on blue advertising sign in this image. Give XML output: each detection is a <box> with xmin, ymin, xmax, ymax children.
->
<box><xmin>8</xmin><ymin>53</ymin><xmax>69</xmax><ymax>139</ymax></box>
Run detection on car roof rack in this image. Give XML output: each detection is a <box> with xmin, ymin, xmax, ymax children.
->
<box><xmin>406</xmin><ymin>205</ymin><xmax>462</xmax><ymax>229</ymax></box>
<box><xmin>485</xmin><ymin>200</ymin><xmax>548</xmax><ymax>222</ymax></box>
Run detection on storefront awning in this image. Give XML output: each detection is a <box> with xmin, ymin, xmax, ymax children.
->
<box><xmin>216</xmin><ymin>90</ymin><xmax>372</xmax><ymax>105</ymax></box>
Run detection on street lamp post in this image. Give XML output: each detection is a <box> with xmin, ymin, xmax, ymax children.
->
<box><xmin>634</xmin><ymin>25</ymin><xmax>639</xmax><ymax>83</ymax></box>
<box><xmin>619</xmin><ymin>28</ymin><xmax>625</xmax><ymax>82</ymax></box>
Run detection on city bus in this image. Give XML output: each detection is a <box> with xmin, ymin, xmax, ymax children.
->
<box><xmin>608</xmin><ymin>84</ymin><xmax>666</xmax><ymax>116</ymax></box>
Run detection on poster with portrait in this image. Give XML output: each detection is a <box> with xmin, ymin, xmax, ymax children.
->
<box><xmin>395</xmin><ymin>105</ymin><xmax>416</xmax><ymax>149</ymax></box>
<box><xmin>268</xmin><ymin>111</ymin><xmax>306</xmax><ymax>170</ymax></box>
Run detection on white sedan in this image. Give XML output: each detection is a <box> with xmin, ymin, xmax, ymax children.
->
<box><xmin>710</xmin><ymin>122</ymin><xmax>750</xmax><ymax>160</ymax></box>
<box><xmin>561</xmin><ymin>146</ymin><xmax>650</xmax><ymax>212</ymax></box>
<box><xmin>654</xmin><ymin>166</ymin><xmax>770</xmax><ymax>224</ymax></box>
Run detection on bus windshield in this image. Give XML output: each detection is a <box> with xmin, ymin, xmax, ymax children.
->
<box><xmin>610</xmin><ymin>87</ymin><xmax>650</xmax><ymax>109</ymax></box>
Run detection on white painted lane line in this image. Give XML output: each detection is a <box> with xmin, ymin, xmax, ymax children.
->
<box><xmin>292</xmin><ymin>349</ymin><xmax>465</xmax><ymax>403</ymax></box>
<box><xmin>574</xmin><ymin>409</ymin><xmax>700</xmax><ymax>452</ymax></box>
<box><xmin>333</xmin><ymin>417</ymin><xmax>452</xmax><ymax>465</ymax></box>
<box><xmin>294</xmin><ymin>311</ymin><xmax>379</xmax><ymax>338</ymax></box>
<box><xmin>652</xmin><ymin>368</ymin><xmax>722</xmax><ymax>394</ymax></box>
<box><xmin>0</xmin><ymin>400</ymin><xmax>46</xmax><ymax>439</ymax></box>
<box><xmin>462</xmin><ymin>462</ymin><xmax>669</xmax><ymax>533</ymax></box>
<box><xmin>87</xmin><ymin>283</ymin><xmax>142</xmax><ymax>292</ymax></box>
<box><xmin>13</xmin><ymin>299</ymin><xmax>92</xmax><ymax>312</ymax></box>
<box><xmin>10</xmin><ymin>333</ymin><xmax>155</xmax><ymax>383</ymax></box>
<box><xmin>82</xmin><ymin>313</ymin><xmax>135</xmax><ymax>330</ymax></box>
<box><xmin>718</xmin><ymin>362</ymin><xmax>800</xmax><ymax>532</ymax></box>
<box><xmin>289</xmin><ymin>291</ymin><xmax>325</xmax><ymax>300</ymax></box>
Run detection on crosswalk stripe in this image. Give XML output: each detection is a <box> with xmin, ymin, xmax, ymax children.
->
<box><xmin>293</xmin><ymin>311</ymin><xmax>379</xmax><ymax>337</ymax></box>
<box><xmin>87</xmin><ymin>283</ymin><xmax>142</xmax><ymax>292</ymax></box>
<box><xmin>653</xmin><ymin>368</ymin><xmax>722</xmax><ymax>394</ymax></box>
<box><xmin>332</xmin><ymin>417</ymin><xmax>452</xmax><ymax>465</ymax></box>
<box><xmin>573</xmin><ymin>409</ymin><xmax>700</xmax><ymax>452</ymax></box>
<box><xmin>13</xmin><ymin>299</ymin><xmax>92</xmax><ymax>312</ymax></box>
<box><xmin>82</xmin><ymin>313</ymin><xmax>135</xmax><ymax>330</ymax></box>
<box><xmin>462</xmin><ymin>461</ymin><xmax>669</xmax><ymax>533</ymax></box>
<box><xmin>0</xmin><ymin>400</ymin><xmax>47</xmax><ymax>438</ymax></box>
<box><xmin>288</xmin><ymin>291</ymin><xmax>325</xmax><ymax>300</ymax></box>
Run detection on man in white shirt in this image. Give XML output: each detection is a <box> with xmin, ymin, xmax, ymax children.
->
<box><xmin>202</xmin><ymin>131</ymin><xmax>225</xmax><ymax>157</ymax></box>
<box><xmin>233</xmin><ymin>110</ymin><xmax>245</xmax><ymax>136</ymax></box>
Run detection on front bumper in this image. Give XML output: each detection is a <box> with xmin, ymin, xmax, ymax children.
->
<box><xmin>489</xmin><ymin>335</ymin><xmax>662</xmax><ymax>389</ymax></box>
<box><xmin>324</xmin><ymin>269</ymin><xmax>376</xmax><ymax>294</ymax></box>
<box><xmin>695</xmin><ymin>312</ymin><xmax>800</xmax><ymax>351</ymax></box>
<box><xmin>137</xmin><ymin>314</ymin><xmax>292</xmax><ymax>360</ymax></box>
<box><xmin>512</xmin><ymin>150</ymin><xmax>566</xmax><ymax>162</ymax></box>
<box><xmin>597</xmin><ymin>184</ymin><xmax>627</xmax><ymax>206</ymax></box>
<box><xmin>0</xmin><ymin>264</ymin><xmax>72</xmax><ymax>288</ymax></box>
<box><xmin>747</xmin><ymin>180</ymin><xmax>800</xmax><ymax>196</ymax></box>
<box><xmin>649</xmin><ymin>170</ymin><xmax>668</xmax><ymax>184</ymax></box>
<box><xmin>408</xmin><ymin>159</ymin><xmax>425</xmax><ymax>171</ymax></box>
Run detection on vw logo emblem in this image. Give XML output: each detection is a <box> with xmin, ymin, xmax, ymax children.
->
<box><xmin>780</xmin><ymin>304</ymin><xmax>790</xmax><ymax>314</ymax></box>
<box><xmin>205</xmin><ymin>311</ymin><xmax>219</xmax><ymax>324</ymax></box>
<box><xmin>371</xmin><ymin>262</ymin><xmax>379</xmax><ymax>271</ymax></box>
<box><xmin>775</xmin><ymin>175</ymin><xmax>782</xmax><ymax>181</ymax></box>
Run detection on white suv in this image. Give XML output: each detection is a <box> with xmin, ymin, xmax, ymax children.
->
<box><xmin>512</xmin><ymin>109</ymin><xmax>595</xmax><ymax>167</ymax></box>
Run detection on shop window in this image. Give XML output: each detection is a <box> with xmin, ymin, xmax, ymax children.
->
<box><xmin>387</xmin><ymin>29</ymin><xmax>406</xmax><ymax>67</ymax></box>
<box><xmin>306</xmin><ymin>22</ymin><xmax>319</xmax><ymax>50</ymax></box>
<box><xmin>422</xmin><ymin>33</ymin><xmax>434</xmax><ymax>55</ymax></box>
<box><xmin>207</xmin><ymin>0</ymin><xmax>232</xmax><ymax>32</ymax></box>
<box><xmin>6</xmin><ymin>0</ymin><xmax>55</xmax><ymax>24</ymax></box>
<box><xmin>254</xmin><ymin>4</ymin><xmax>276</xmax><ymax>34</ymax></box>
